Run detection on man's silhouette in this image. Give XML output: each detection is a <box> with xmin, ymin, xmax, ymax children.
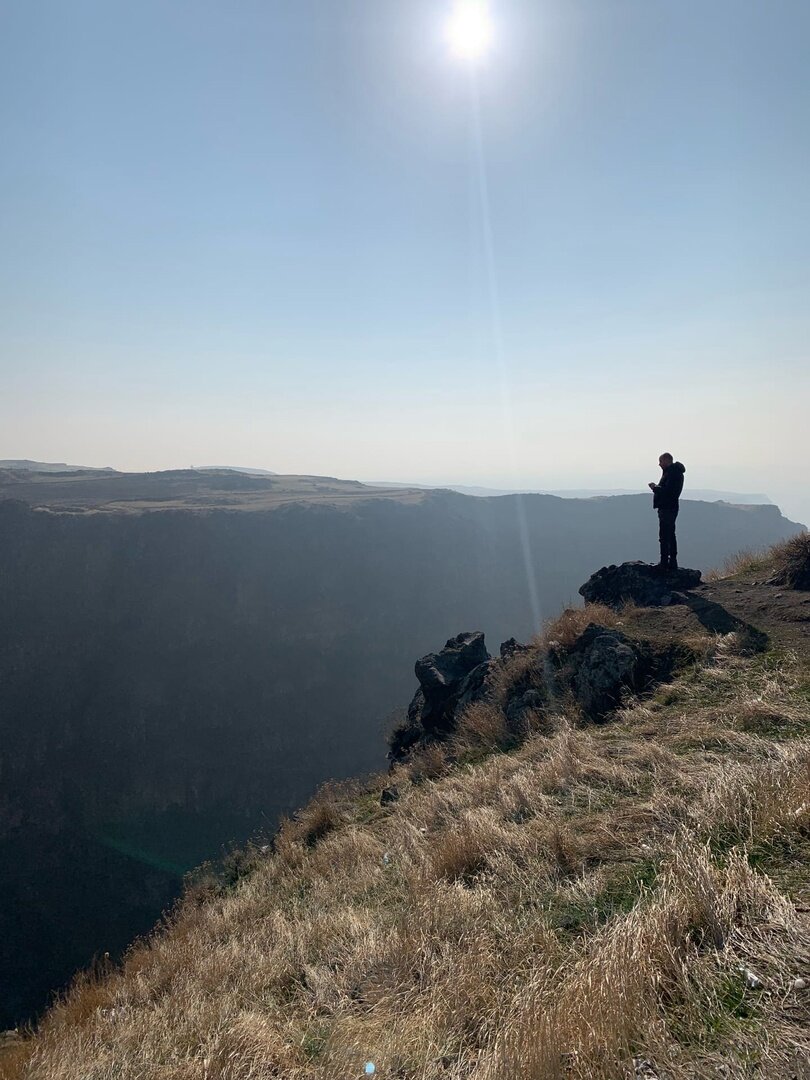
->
<box><xmin>648</xmin><ymin>453</ymin><xmax>686</xmax><ymax>571</ymax></box>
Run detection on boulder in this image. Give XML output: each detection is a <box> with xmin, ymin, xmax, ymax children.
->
<box><xmin>579</xmin><ymin>561</ymin><xmax>701</xmax><ymax>610</ymax></box>
<box><xmin>566</xmin><ymin>625</ymin><xmax>640</xmax><ymax>720</ymax></box>
<box><xmin>454</xmin><ymin>657</ymin><xmax>498</xmax><ymax>717</ymax></box>
<box><xmin>550</xmin><ymin>620</ymin><xmax>691</xmax><ymax>721</ymax></box>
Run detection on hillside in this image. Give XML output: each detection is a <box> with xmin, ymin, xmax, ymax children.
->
<box><xmin>0</xmin><ymin>480</ymin><xmax>804</xmax><ymax>1031</ymax></box>
<box><xmin>0</xmin><ymin>467</ymin><xmax>794</xmax><ymax>519</ymax></box>
<box><xmin>3</xmin><ymin>537</ymin><xmax>809</xmax><ymax>1079</ymax></box>
<box><xmin>0</xmin><ymin>466</ymin><xmax>426</xmax><ymax>511</ymax></box>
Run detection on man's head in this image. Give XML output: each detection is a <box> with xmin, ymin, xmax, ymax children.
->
<box><xmin>659</xmin><ymin>452</ymin><xmax>673</xmax><ymax>469</ymax></box>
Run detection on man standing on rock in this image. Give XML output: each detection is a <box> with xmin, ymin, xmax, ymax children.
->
<box><xmin>648</xmin><ymin>453</ymin><xmax>686</xmax><ymax>571</ymax></box>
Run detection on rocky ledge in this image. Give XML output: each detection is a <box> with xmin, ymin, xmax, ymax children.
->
<box><xmin>579</xmin><ymin>561</ymin><xmax>702</xmax><ymax>610</ymax></box>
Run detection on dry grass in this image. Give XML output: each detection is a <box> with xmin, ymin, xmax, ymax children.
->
<box><xmin>771</xmin><ymin>532</ymin><xmax>810</xmax><ymax>590</ymax></box>
<box><xmin>484</xmin><ymin>839</ymin><xmax>810</xmax><ymax>1079</ymax></box>
<box><xmin>538</xmin><ymin>603</ymin><xmax>619</xmax><ymax>651</ymax></box>
<box><xmin>407</xmin><ymin>740</ymin><xmax>453</xmax><ymax>784</ymax></box>
<box><xmin>704</xmin><ymin>547</ymin><xmax>773</xmax><ymax>582</ymax></box>
<box><xmin>4</xmin><ymin>619</ymin><xmax>810</xmax><ymax>1080</ymax></box>
<box><xmin>448</xmin><ymin>699</ymin><xmax>515</xmax><ymax>757</ymax></box>
<box><xmin>705</xmin><ymin>533</ymin><xmax>810</xmax><ymax>585</ymax></box>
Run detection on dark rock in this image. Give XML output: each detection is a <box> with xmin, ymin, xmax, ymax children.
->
<box><xmin>412</xmin><ymin>632</ymin><xmax>491</xmax><ymax>733</ymax></box>
<box><xmin>552</xmin><ymin>622</ymin><xmax>687</xmax><ymax>722</ymax></box>
<box><xmin>504</xmin><ymin>688</ymin><xmax>545</xmax><ymax>733</ymax></box>
<box><xmin>567</xmin><ymin>626</ymin><xmax>639</xmax><ymax>720</ymax></box>
<box><xmin>386</xmin><ymin>708</ymin><xmax>424</xmax><ymax>769</ymax></box>
<box><xmin>499</xmin><ymin>642</ymin><xmax>548</xmax><ymax>734</ymax></box>
<box><xmin>379</xmin><ymin>785</ymin><xmax>399</xmax><ymax>805</ymax></box>
<box><xmin>579</xmin><ymin>561</ymin><xmax>701</xmax><ymax>610</ymax></box>
<box><xmin>500</xmin><ymin>637</ymin><xmax>532</xmax><ymax>660</ymax></box>
<box><xmin>387</xmin><ymin>632</ymin><xmax>493</xmax><ymax>768</ymax></box>
<box><xmin>455</xmin><ymin>658</ymin><xmax>498</xmax><ymax>715</ymax></box>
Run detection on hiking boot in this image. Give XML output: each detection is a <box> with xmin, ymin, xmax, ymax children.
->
<box><xmin>669</xmin><ymin>560</ymin><xmax>678</xmax><ymax>572</ymax></box>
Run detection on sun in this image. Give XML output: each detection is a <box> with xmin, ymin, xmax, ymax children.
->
<box><xmin>445</xmin><ymin>1</ymin><xmax>494</xmax><ymax>62</ymax></box>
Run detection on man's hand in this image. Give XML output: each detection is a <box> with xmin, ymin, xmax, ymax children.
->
<box><xmin>648</xmin><ymin>482</ymin><xmax>657</xmax><ymax>491</ymax></box>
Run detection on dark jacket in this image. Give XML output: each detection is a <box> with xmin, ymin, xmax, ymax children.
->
<box><xmin>653</xmin><ymin>461</ymin><xmax>685</xmax><ymax>510</ymax></box>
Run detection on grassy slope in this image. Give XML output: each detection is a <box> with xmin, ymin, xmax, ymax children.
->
<box><xmin>3</xmin><ymin>549</ymin><xmax>810</xmax><ymax>1080</ymax></box>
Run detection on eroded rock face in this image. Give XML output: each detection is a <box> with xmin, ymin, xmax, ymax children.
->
<box><xmin>387</xmin><ymin>601</ymin><xmax>697</xmax><ymax>767</ymax></box>
<box><xmin>579</xmin><ymin>561</ymin><xmax>702</xmax><ymax>610</ymax></box>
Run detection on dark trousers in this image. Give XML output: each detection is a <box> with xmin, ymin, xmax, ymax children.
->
<box><xmin>658</xmin><ymin>507</ymin><xmax>679</xmax><ymax>565</ymax></box>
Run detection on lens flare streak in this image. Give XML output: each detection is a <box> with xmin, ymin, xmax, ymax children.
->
<box><xmin>467</xmin><ymin>71</ymin><xmax>544</xmax><ymax>633</ymax></box>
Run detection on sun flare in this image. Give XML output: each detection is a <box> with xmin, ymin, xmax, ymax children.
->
<box><xmin>445</xmin><ymin>1</ymin><xmax>493</xmax><ymax>62</ymax></box>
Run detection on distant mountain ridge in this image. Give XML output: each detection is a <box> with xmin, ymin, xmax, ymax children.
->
<box><xmin>192</xmin><ymin>466</ymin><xmax>277</xmax><ymax>476</ymax></box>
<box><xmin>3</xmin><ymin>461</ymin><xmax>774</xmax><ymax>508</ymax></box>
<box><xmin>369</xmin><ymin>480</ymin><xmax>776</xmax><ymax>505</ymax></box>
<box><xmin>0</xmin><ymin>459</ymin><xmax>116</xmax><ymax>474</ymax></box>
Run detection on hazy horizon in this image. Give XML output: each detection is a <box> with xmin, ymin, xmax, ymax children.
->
<box><xmin>3</xmin><ymin>453</ymin><xmax>808</xmax><ymax>526</ymax></box>
<box><xmin>3</xmin><ymin>1</ymin><xmax>808</xmax><ymax>523</ymax></box>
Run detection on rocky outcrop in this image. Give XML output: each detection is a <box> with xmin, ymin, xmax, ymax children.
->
<box><xmin>413</xmin><ymin>632</ymin><xmax>492</xmax><ymax>732</ymax></box>
<box><xmin>548</xmin><ymin>621</ymin><xmax>692</xmax><ymax>722</ymax></box>
<box><xmin>386</xmin><ymin>610</ymin><xmax>695</xmax><ymax>764</ymax></box>
<box><xmin>387</xmin><ymin>632</ymin><xmax>499</xmax><ymax>767</ymax></box>
<box><xmin>387</xmin><ymin>629</ymin><xmax>557</xmax><ymax>768</ymax></box>
<box><xmin>499</xmin><ymin>638</ymin><xmax>532</xmax><ymax>661</ymax></box>
<box><xmin>579</xmin><ymin>561</ymin><xmax>702</xmax><ymax>610</ymax></box>
<box><xmin>554</xmin><ymin>625</ymin><xmax>642</xmax><ymax>721</ymax></box>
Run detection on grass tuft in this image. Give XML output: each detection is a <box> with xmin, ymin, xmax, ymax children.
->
<box><xmin>539</xmin><ymin>604</ymin><xmax>619</xmax><ymax>651</ymax></box>
<box><xmin>704</xmin><ymin>548</ymin><xmax>772</xmax><ymax>581</ymax></box>
<box><xmin>771</xmin><ymin>532</ymin><xmax>810</xmax><ymax>590</ymax></box>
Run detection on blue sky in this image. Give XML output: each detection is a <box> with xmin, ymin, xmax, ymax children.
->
<box><xmin>1</xmin><ymin>1</ymin><xmax>808</xmax><ymax>521</ymax></box>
